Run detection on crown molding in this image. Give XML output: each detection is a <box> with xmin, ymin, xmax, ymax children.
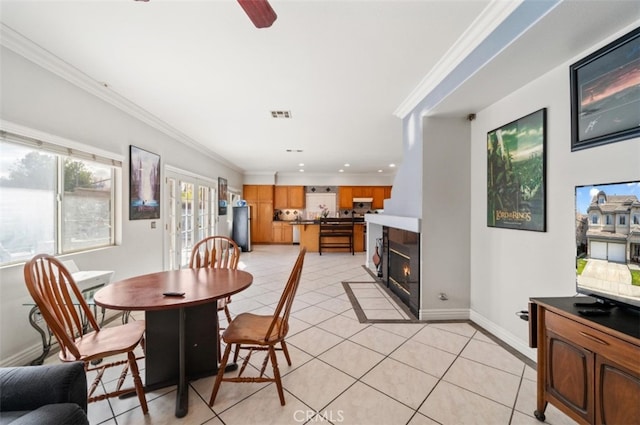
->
<box><xmin>393</xmin><ymin>0</ymin><xmax>523</xmax><ymax>119</ymax></box>
<box><xmin>0</xmin><ymin>23</ymin><xmax>242</xmax><ymax>173</ymax></box>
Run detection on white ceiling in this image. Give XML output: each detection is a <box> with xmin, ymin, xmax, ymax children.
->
<box><xmin>1</xmin><ymin>1</ymin><xmax>638</xmax><ymax>177</ymax></box>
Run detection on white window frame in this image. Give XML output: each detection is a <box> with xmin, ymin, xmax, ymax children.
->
<box><xmin>0</xmin><ymin>127</ymin><xmax>122</xmax><ymax>265</ymax></box>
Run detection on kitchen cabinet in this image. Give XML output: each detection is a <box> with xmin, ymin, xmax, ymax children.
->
<box><xmin>274</xmin><ymin>186</ymin><xmax>305</xmax><ymax>209</ymax></box>
<box><xmin>339</xmin><ymin>186</ymin><xmax>392</xmax><ymax>210</ymax></box>
<box><xmin>529</xmin><ymin>297</ymin><xmax>640</xmax><ymax>425</ymax></box>
<box><xmin>271</xmin><ymin>222</ymin><xmax>293</xmax><ymax>244</ymax></box>
<box><xmin>338</xmin><ymin>187</ymin><xmax>353</xmax><ymax>209</ymax></box>
<box><xmin>244</xmin><ymin>185</ymin><xmax>274</xmax><ymax>243</ymax></box>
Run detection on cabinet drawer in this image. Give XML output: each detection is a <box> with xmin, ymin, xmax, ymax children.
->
<box><xmin>546</xmin><ymin>311</ymin><xmax>640</xmax><ymax>374</ymax></box>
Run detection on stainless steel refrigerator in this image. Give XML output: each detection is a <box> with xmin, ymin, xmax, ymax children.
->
<box><xmin>232</xmin><ymin>206</ymin><xmax>251</xmax><ymax>252</ymax></box>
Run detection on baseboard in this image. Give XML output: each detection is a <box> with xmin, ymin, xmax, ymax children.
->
<box><xmin>469</xmin><ymin>309</ymin><xmax>537</xmax><ymax>363</ymax></box>
<box><xmin>419</xmin><ymin>308</ymin><xmax>470</xmax><ymax>321</ymax></box>
<box><xmin>0</xmin><ymin>343</ymin><xmax>54</xmax><ymax>367</ymax></box>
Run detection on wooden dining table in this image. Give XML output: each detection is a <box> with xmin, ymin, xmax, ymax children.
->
<box><xmin>94</xmin><ymin>268</ymin><xmax>253</xmax><ymax>418</ymax></box>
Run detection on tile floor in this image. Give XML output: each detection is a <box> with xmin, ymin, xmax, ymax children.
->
<box><xmin>44</xmin><ymin>245</ymin><xmax>578</xmax><ymax>425</ymax></box>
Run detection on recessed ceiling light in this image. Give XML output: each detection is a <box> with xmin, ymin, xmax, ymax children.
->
<box><xmin>298</xmin><ymin>163</ymin><xmax>304</xmax><ymax>167</ymax></box>
<box><xmin>299</xmin><ymin>169</ymin><xmax>304</xmax><ymax>172</ymax></box>
<box><xmin>339</xmin><ymin>169</ymin><xmax>344</xmax><ymax>173</ymax></box>
<box><xmin>344</xmin><ymin>163</ymin><xmax>350</xmax><ymax>167</ymax></box>
<box><xmin>389</xmin><ymin>163</ymin><xmax>396</xmax><ymax>167</ymax></box>
<box><xmin>378</xmin><ymin>169</ymin><xmax>383</xmax><ymax>173</ymax></box>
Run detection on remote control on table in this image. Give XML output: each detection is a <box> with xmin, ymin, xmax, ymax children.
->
<box><xmin>163</xmin><ymin>292</ymin><xmax>185</xmax><ymax>297</ymax></box>
<box><xmin>578</xmin><ymin>309</ymin><xmax>611</xmax><ymax>316</ymax></box>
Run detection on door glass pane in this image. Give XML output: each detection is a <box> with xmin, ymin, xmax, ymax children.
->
<box><xmin>167</xmin><ymin>177</ymin><xmax>178</xmax><ymax>270</ymax></box>
<box><xmin>198</xmin><ymin>185</ymin><xmax>210</xmax><ymax>241</ymax></box>
<box><xmin>61</xmin><ymin>158</ymin><xmax>113</xmax><ymax>252</ymax></box>
<box><xmin>180</xmin><ymin>181</ymin><xmax>194</xmax><ymax>267</ymax></box>
<box><xmin>0</xmin><ymin>144</ymin><xmax>56</xmax><ymax>262</ymax></box>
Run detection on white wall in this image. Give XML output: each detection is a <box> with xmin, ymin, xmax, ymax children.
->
<box><xmin>0</xmin><ymin>47</ymin><xmax>243</xmax><ymax>365</ymax></box>
<box><xmin>468</xmin><ymin>24</ymin><xmax>640</xmax><ymax>361</ymax></box>
<box><xmin>421</xmin><ymin>116</ymin><xmax>470</xmax><ymax>320</ymax></box>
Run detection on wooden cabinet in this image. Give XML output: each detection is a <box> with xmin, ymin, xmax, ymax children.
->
<box><xmin>271</xmin><ymin>222</ymin><xmax>293</xmax><ymax>244</ymax></box>
<box><xmin>339</xmin><ymin>186</ymin><xmax>391</xmax><ymax>210</ymax></box>
<box><xmin>339</xmin><ymin>187</ymin><xmax>353</xmax><ymax>209</ymax></box>
<box><xmin>244</xmin><ymin>185</ymin><xmax>274</xmax><ymax>243</ymax></box>
<box><xmin>274</xmin><ymin>186</ymin><xmax>305</xmax><ymax>209</ymax></box>
<box><xmin>288</xmin><ymin>186</ymin><xmax>305</xmax><ymax>208</ymax></box>
<box><xmin>529</xmin><ymin>297</ymin><xmax>640</xmax><ymax>425</ymax></box>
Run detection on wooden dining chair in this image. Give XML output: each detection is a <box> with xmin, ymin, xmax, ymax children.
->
<box><xmin>189</xmin><ymin>235</ymin><xmax>241</xmax><ymax>360</ymax></box>
<box><xmin>209</xmin><ymin>247</ymin><xmax>306</xmax><ymax>407</ymax></box>
<box><xmin>318</xmin><ymin>217</ymin><xmax>355</xmax><ymax>255</ymax></box>
<box><xmin>23</xmin><ymin>254</ymin><xmax>148</xmax><ymax>414</ymax></box>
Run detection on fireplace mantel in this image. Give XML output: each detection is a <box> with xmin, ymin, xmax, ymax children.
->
<box><xmin>365</xmin><ymin>214</ymin><xmax>421</xmax><ymax>233</ymax></box>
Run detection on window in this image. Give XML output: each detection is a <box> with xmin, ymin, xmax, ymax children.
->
<box><xmin>606</xmin><ymin>215</ymin><xmax>612</xmax><ymax>225</ymax></box>
<box><xmin>591</xmin><ymin>214</ymin><xmax>599</xmax><ymax>224</ymax></box>
<box><xmin>634</xmin><ymin>214</ymin><xmax>640</xmax><ymax>225</ymax></box>
<box><xmin>0</xmin><ymin>136</ymin><xmax>119</xmax><ymax>265</ymax></box>
<box><xmin>619</xmin><ymin>215</ymin><xmax>626</xmax><ymax>225</ymax></box>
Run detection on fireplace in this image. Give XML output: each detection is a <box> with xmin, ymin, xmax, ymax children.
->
<box><xmin>382</xmin><ymin>226</ymin><xmax>420</xmax><ymax>317</ymax></box>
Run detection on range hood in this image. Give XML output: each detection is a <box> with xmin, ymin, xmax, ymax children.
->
<box><xmin>353</xmin><ymin>198</ymin><xmax>373</xmax><ymax>203</ymax></box>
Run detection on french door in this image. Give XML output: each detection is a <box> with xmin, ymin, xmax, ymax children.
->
<box><xmin>164</xmin><ymin>169</ymin><xmax>217</xmax><ymax>270</ymax></box>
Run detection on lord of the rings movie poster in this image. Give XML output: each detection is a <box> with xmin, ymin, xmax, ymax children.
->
<box><xmin>487</xmin><ymin>108</ymin><xmax>546</xmax><ymax>232</ymax></box>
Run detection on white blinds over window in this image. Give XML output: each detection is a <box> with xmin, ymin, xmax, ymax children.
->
<box><xmin>0</xmin><ymin>130</ymin><xmax>122</xmax><ymax>167</ymax></box>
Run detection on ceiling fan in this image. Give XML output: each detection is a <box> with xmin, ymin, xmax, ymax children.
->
<box><xmin>134</xmin><ymin>0</ymin><xmax>277</xmax><ymax>29</ymax></box>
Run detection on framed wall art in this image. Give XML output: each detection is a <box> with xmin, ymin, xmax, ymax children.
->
<box><xmin>129</xmin><ymin>145</ymin><xmax>161</xmax><ymax>220</ymax></box>
<box><xmin>487</xmin><ymin>108</ymin><xmax>546</xmax><ymax>232</ymax></box>
<box><xmin>218</xmin><ymin>177</ymin><xmax>228</xmax><ymax>215</ymax></box>
<box><xmin>570</xmin><ymin>26</ymin><xmax>640</xmax><ymax>151</ymax></box>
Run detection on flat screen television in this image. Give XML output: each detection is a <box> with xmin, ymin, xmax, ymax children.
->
<box><xmin>575</xmin><ymin>180</ymin><xmax>640</xmax><ymax>310</ymax></box>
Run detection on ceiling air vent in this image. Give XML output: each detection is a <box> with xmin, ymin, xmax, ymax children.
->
<box><xmin>271</xmin><ymin>110</ymin><xmax>292</xmax><ymax>118</ymax></box>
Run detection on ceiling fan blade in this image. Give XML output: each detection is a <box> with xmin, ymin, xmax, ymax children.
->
<box><xmin>237</xmin><ymin>0</ymin><xmax>277</xmax><ymax>28</ymax></box>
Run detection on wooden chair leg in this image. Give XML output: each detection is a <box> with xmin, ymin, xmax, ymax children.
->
<box><xmin>268</xmin><ymin>345</ymin><xmax>285</xmax><ymax>406</ymax></box>
<box><xmin>209</xmin><ymin>343</ymin><xmax>233</xmax><ymax>406</ymax></box>
<box><xmin>280</xmin><ymin>340</ymin><xmax>292</xmax><ymax>366</ymax></box>
<box><xmin>127</xmin><ymin>351</ymin><xmax>148</xmax><ymax>414</ymax></box>
<box><xmin>223</xmin><ymin>305</ymin><xmax>232</xmax><ymax>323</ymax></box>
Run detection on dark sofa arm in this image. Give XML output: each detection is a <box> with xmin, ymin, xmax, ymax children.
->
<box><xmin>0</xmin><ymin>362</ymin><xmax>87</xmax><ymax>413</ymax></box>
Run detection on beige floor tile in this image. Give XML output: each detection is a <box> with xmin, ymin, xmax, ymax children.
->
<box><xmin>361</xmin><ymin>357</ymin><xmax>439</xmax><ymax>409</ymax></box>
<box><xmin>390</xmin><ymin>339</ymin><xmax>457</xmax><ymax>378</ymax></box>
<box><xmin>357</xmin><ymin>297</ymin><xmax>398</xmax><ymax>309</ymax></box>
<box><xmin>291</xmin><ymin>305</ymin><xmax>337</xmax><ymax>325</ymax></box>
<box><xmin>191</xmin><ymin>372</ymin><xmax>270</xmax><ymax>413</ymax></box>
<box><xmin>315</xmin><ymin>297</ymin><xmax>354</xmax><ymax>314</ymax></box>
<box><xmin>325</xmin><ymin>381</ymin><xmax>415</xmax><ymax>425</ymax></box>
<box><xmin>419</xmin><ymin>381</ymin><xmax>513</xmax><ymax>425</ymax></box>
<box><xmin>460</xmin><ymin>338</ymin><xmax>526</xmax><ymax>376</ymax></box>
<box><xmin>364</xmin><ymin>309</ymin><xmax>408</xmax><ymax>320</ymax></box>
<box><xmin>407</xmin><ymin>412</ymin><xmax>440</xmax><ymax>425</ymax></box>
<box><xmin>348</xmin><ymin>325</ymin><xmax>407</xmax><ymax>355</ymax></box>
<box><xmin>319</xmin><ymin>340</ymin><xmax>385</xmax><ymax>378</ymax></box>
<box><xmin>316</xmin><ymin>313</ymin><xmax>366</xmax><ymax>339</ymax></box>
<box><xmin>443</xmin><ymin>357</ymin><xmax>521</xmax><ymax>407</ymax></box>
<box><xmin>430</xmin><ymin>321</ymin><xmax>477</xmax><ymax>338</ymax></box>
<box><xmin>114</xmin><ymin>387</ymin><xmax>217</xmax><ymax>425</ymax></box>
<box><xmin>217</xmin><ymin>388</ymin><xmax>310</xmax><ymax>425</ymax></box>
<box><xmin>412</xmin><ymin>325</ymin><xmax>470</xmax><ymax>355</ymax></box>
<box><xmin>280</xmin><ymin>358</ymin><xmax>356</xmax><ymax>409</ymax></box>
<box><xmin>286</xmin><ymin>326</ymin><xmax>344</xmax><ymax>356</ymax></box>
<box><xmin>373</xmin><ymin>322</ymin><xmax>425</xmax><ymax>338</ymax></box>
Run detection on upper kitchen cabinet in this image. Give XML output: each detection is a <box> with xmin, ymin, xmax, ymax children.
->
<box><xmin>338</xmin><ymin>187</ymin><xmax>353</xmax><ymax>209</ymax></box>
<box><xmin>352</xmin><ymin>187</ymin><xmax>373</xmax><ymax>198</ymax></box>
<box><xmin>274</xmin><ymin>186</ymin><xmax>305</xmax><ymax>209</ymax></box>
<box><xmin>372</xmin><ymin>186</ymin><xmax>392</xmax><ymax>209</ymax></box>
<box><xmin>244</xmin><ymin>185</ymin><xmax>274</xmax><ymax>202</ymax></box>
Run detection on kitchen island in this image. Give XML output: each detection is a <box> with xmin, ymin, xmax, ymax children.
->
<box><xmin>290</xmin><ymin>219</ymin><xmax>365</xmax><ymax>253</ymax></box>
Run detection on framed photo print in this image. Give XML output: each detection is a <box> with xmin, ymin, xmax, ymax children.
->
<box><xmin>487</xmin><ymin>108</ymin><xmax>546</xmax><ymax>232</ymax></box>
<box><xmin>129</xmin><ymin>145</ymin><xmax>161</xmax><ymax>220</ymax></box>
<box><xmin>570</xmin><ymin>26</ymin><xmax>640</xmax><ymax>151</ymax></box>
<box><xmin>218</xmin><ymin>177</ymin><xmax>228</xmax><ymax>215</ymax></box>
